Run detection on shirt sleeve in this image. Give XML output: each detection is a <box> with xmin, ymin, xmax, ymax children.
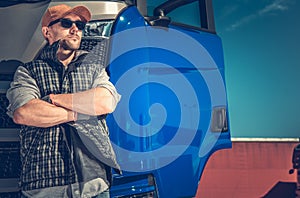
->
<box><xmin>92</xmin><ymin>68</ymin><xmax>121</xmax><ymax>112</ymax></box>
<box><xmin>6</xmin><ymin>65</ymin><xmax>41</xmax><ymax>118</ymax></box>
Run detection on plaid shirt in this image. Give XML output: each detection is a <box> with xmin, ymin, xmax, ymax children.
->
<box><xmin>6</xmin><ymin>41</ymin><xmax>120</xmax><ymax>191</ymax></box>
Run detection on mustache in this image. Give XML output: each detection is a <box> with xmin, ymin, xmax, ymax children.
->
<box><xmin>66</xmin><ymin>35</ymin><xmax>80</xmax><ymax>40</ymax></box>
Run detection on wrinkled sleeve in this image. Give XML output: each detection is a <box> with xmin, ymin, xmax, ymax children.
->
<box><xmin>92</xmin><ymin>68</ymin><xmax>121</xmax><ymax>111</ymax></box>
<box><xmin>6</xmin><ymin>65</ymin><xmax>40</xmax><ymax>118</ymax></box>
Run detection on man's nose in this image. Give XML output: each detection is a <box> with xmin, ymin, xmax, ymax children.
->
<box><xmin>70</xmin><ymin>24</ymin><xmax>78</xmax><ymax>33</ymax></box>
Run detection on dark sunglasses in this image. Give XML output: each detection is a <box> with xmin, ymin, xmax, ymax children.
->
<box><xmin>48</xmin><ymin>18</ymin><xmax>86</xmax><ymax>30</ymax></box>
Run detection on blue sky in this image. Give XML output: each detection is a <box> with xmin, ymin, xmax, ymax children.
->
<box><xmin>213</xmin><ymin>0</ymin><xmax>300</xmax><ymax>137</ymax></box>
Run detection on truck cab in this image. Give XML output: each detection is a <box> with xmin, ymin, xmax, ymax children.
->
<box><xmin>0</xmin><ymin>0</ymin><xmax>231</xmax><ymax>197</ymax></box>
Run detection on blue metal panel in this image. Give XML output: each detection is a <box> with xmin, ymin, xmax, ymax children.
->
<box><xmin>107</xmin><ymin>5</ymin><xmax>231</xmax><ymax>197</ymax></box>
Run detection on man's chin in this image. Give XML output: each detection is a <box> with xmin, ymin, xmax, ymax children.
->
<box><xmin>61</xmin><ymin>39</ymin><xmax>81</xmax><ymax>50</ymax></box>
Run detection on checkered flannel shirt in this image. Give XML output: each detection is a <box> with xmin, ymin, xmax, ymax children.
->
<box><xmin>6</xmin><ymin>41</ymin><xmax>120</xmax><ymax>191</ymax></box>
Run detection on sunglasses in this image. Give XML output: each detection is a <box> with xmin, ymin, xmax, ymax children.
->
<box><xmin>48</xmin><ymin>18</ymin><xmax>86</xmax><ymax>30</ymax></box>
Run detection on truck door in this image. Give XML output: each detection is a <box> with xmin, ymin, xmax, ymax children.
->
<box><xmin>106</xmin><ymin>0</ymin><xmax>232</xmax><ymax>197</ymax></box>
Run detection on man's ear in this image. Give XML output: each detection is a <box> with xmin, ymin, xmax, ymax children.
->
<box><xmin>42</xmin><ymin>27</ymin><xmax>50</xmax><ymax>39</ymax></box>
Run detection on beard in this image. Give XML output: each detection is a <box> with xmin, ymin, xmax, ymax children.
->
<box><xmin>59</xmin><ymin>36</ymin><xmax>81</xmax><ymax>51</ymax></box>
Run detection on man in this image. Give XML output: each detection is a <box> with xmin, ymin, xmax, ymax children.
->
<box><xmin>6</xmin><ymin>4</ymin><xmax>120</xmax><ymax>198</ymax></box>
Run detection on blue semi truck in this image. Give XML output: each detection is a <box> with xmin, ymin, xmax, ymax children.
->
<box><xmin>0</xmin><ymin>0</ymin><xmax>231</xmax><ymax>197</ymax></box>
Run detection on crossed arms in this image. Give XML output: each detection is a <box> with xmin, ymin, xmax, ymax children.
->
<box><xmin>7</xmin><ymin>66</ymin><xmax>120</xmax><ymax>128</ymax></box>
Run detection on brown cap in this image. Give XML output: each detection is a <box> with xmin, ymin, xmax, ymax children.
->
<box><xmin>42</xmin><ymin>4</ymin><xmax>91</xmax><ymax>27</ymax></box>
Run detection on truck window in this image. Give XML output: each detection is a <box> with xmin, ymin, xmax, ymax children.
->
<box><xmin>145</xmin><ymin>0</ymin><xmax>215</xmax><ymax>32</ymax></box>
<box><xmin>148</xmin><ymin>0</ymin><xmax>201</xmax><ymax>28</ymax></box>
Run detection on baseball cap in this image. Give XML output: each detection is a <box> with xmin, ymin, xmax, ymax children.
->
<box><xmin>42</xmin><ymin>4</ymin><xmax>91</xmax><ymax>27</ymax></box>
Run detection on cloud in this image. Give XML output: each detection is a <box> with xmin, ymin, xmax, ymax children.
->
<box><xmin>226</xmin><ymin>0</ymin><xmax>290</xmax><ymax>31</ymax></box>
<box><xmin>259</xmin><ymin>0</ymin><xmax>289</xmax><ymax>15</ymax></box>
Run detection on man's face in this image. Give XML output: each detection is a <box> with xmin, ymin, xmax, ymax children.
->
<box><xmin>45</xmin><ymin>13</ymin><xmax>83</xmax><ymax>50</ymax></box>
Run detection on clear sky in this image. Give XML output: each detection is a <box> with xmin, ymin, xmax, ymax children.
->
<box><xmin>213</xmin><ymin>0</ymin><xmax>300</xmax><ymax>137</ymax></box>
